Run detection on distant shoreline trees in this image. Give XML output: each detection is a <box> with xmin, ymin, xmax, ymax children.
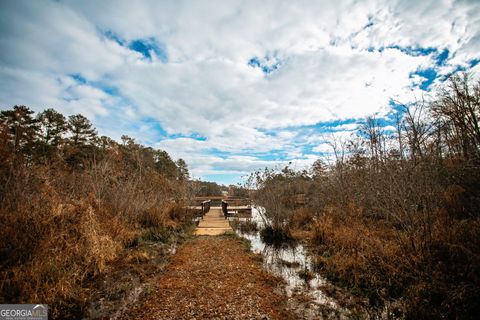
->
<box><xmin>0</xmin><ymin>106</ymin><xmax>189</xmax><ymax>180</ymax></box>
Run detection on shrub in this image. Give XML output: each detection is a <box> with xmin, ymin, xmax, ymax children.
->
<box><xmin>0</xmin><ymin>107</ymin><xmax>192</xmax><ymax>318</ymax></box>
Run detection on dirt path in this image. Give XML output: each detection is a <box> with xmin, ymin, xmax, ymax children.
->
<box><xmin>121</xmin><ymin>236</ymin><xmax>293</xmax><ymax>319</ymax></box>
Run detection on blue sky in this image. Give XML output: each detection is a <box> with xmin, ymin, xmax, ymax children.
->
<box><xmin>0</xmin><ymin>0</ymin><xmax>479</xmax><ymax>185</ymax></box>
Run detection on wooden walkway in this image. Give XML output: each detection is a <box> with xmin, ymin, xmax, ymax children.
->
<box><xmin>194</xmin><ymin>207</ymin><xmax>233</xmax><ymax>236</ymax></box>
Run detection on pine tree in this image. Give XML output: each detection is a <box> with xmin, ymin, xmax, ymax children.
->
<box><xmin>154</xmin><ymin>150</ymin><xmax>178</xmax><ymax>178</ymax></box>
<box><xmin>67</xmin><ymin>114</ymin><xmax>97</xmax><ymax>146</ymax></box>
<box><xmin>36</xmin><ymin>108</ymin><xmax>67</xmax><ymax>160</ymax></box>
<box><xmin>176</xmin><ymin>158</ymin><xmax>189</xmax><ymax>181</ymax></box>
<box><xmin>65</xmin><ymin>114</ymin><xmax>97</xmax><ymax>168</ymax></box>
<box><xmin>37</xmin><ymin>108</ymin><xmax>67</xmax><ymax>146</ymax></box>
<box><xmin>0</xmin><ymin>105</ymin><xmax>39</xmax><ymax>155</ymax></box>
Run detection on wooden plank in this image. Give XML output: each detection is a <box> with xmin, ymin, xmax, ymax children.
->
<box><xmin>194</xmin><ymin>208</ymin><xmax>233</xmax><ymax>236</ymax></box>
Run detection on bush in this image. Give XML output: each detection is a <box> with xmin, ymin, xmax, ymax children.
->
<box><xmin>260</xmin><ymin>226</ymin><xmax>294</xmax><ymax>246</ymax></box>
<box><xmin>0</xmin><ymin>107</ymin><xmax>192</xmax><ymax>318</ymax></box>
<box><xmin>249</xmin><ymin>74</ymin><xmax>480</xmax><ymax>318</ymax></box>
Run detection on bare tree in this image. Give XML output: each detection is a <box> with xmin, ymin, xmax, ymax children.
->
<box><xmin>431</xmin><ymin>73</ymin><xmax>480</xmax><ymax>159</ymax></box>
<box><xmin>397</xmin><ymin>100</ymin><xmax>433</xmax><ymax>163</ymax></box>
<box><xmin>359</xmin><ymin>115</ymin><xmax>385</xmax><ymax>169</ymax></box>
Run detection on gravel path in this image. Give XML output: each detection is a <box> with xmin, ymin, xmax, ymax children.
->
<box><xmin>121</xmin><ymin>236</ymin><xmax>293</xmax><ymax>319</ymax></box>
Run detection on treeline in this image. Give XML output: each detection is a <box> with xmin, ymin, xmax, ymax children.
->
<box><xmin>192</xmin><ymin>180</ymin><xmax>249</xmax><ymax>198</ymax></box>
<box><xmin>192</xmin><ymin>180</ymin><xmax>226</xmax><ymax>196</ymax></box>
<box><xmin>0</xmin><ymin>106</ymin><xmax>189</xmax><ymax>180</ymax></box>
<box><xmin>0</xmin><ymin>106</ymin><xmax>193</xmax><ymax>317</ymax></box>
<box><xmin>249</xmin><ymin>73</ymin><xmax>480</xmax><ymax>319</ymax></box>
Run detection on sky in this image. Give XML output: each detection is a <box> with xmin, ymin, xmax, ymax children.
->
<box><xmin>0</xmin><ymin>0</ymin><xmax>479</xmax><ymax>185</ymax></box>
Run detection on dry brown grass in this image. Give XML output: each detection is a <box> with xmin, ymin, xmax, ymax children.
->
<box><xmin>0</xmin><ymin>160</ymin><xmax>191</xmax><ymax>318</ymax></box>
<box><xmin>309</xmin><ymin>177</ymin><xmax>480</xmax><ymax>319</ymax></box>
<box><xmin>250</xmin><ymin>159</ymin><xmax>480</xmax><ymax>318</ymax></box>
<box><xmin>290</xmin><ymin>207</ymin><xmax>314</xmax><ymax>231</ymax></box>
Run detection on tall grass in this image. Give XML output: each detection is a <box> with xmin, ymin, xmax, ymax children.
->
<box><xmin>308</xmin><ymin>161</ymin><xmax>480</xmax><ymax>318</ymax></box>
<box><xmin>0</xmin><ymin>108</ymin><xmax>192</xmax><ymax>318</ymax></box>
<box><xmin>0</xmin><ymin>161</ymin><xmax>191</xmax><ymax>318</ymax></box>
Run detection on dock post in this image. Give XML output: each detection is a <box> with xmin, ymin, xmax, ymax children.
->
<box><xmin>222</xmin><ymin>200</ymin><xmax>228</xmax><ymax>219</ymax></box>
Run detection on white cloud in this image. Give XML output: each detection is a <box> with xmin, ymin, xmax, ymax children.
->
<box><xmin>0</xmin><ymin>0</ymin><xmax>479</xmax><ymax>182</ymax></box>
<box><xmin>313</xmin><ymin>143</ymin><xmax>334</xmax><ymax>153</ymax></box>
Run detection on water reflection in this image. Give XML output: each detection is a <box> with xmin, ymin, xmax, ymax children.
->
<box><xmin>233</xmin><ymin>208</ymin><xmax>337</xmax><ymax>308</ymax></box>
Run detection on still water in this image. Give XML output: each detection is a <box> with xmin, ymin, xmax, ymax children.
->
<box><xmin>231</xmin><ymin>208</ymin><xmax>339</xmax><ymax>309</ymax></box>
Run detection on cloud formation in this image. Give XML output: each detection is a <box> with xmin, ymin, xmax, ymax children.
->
<box><xmin>0</xmin><ymin>0</ymin><xmax>479</xmax><ymax>184</ymax></box>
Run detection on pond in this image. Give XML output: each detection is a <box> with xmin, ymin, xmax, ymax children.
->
<box><xmin>229</xmin><ymin>207</ymin><xmax>347</xmax><ymax>318</ymax></box>
<box><xmin>230</xmin><ymin>207</ymin><xmax>406</xmax><ymax>319</ymax></box>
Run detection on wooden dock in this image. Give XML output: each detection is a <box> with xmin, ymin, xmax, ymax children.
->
<box><xmin>194</xmin><ymin>207</ymin><xmax>233</xmax><ymax>236</ymax></box>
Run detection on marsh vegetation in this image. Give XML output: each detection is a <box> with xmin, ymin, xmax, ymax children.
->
<box><xmin>0</xmin><ymin>107</ymin><xmax>193</xmax><ymax>318</ymax></box>
<box><xmin>1</xmin><ymin>72</ymin><xmax>479</xmax><ymax>319</ymax></box>
<box><xmin>247</xmin><ymin>73</ymin><xmax>480</xmax><ymax>319</ymax></box>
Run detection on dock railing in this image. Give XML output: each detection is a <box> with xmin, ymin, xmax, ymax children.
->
<box><xmin>222</xmin><ymin>198</ymin><xmax>251</xmax><ymax>219</ymax></box>
<box><xmin>221</xmin><ymin>200</ymin><xmax>228</xmax><ymax>219</ymax></box>
<box><xmin>201</xmin><ymin>200</ymin><xmax>211</xmax><ymax>219</ymax></box>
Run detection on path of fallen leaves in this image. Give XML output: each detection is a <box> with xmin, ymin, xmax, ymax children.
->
<box><xmin>121</xmin><ymin>236</ymin><xmax>293</xmax><ymax>320</ymax></box>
